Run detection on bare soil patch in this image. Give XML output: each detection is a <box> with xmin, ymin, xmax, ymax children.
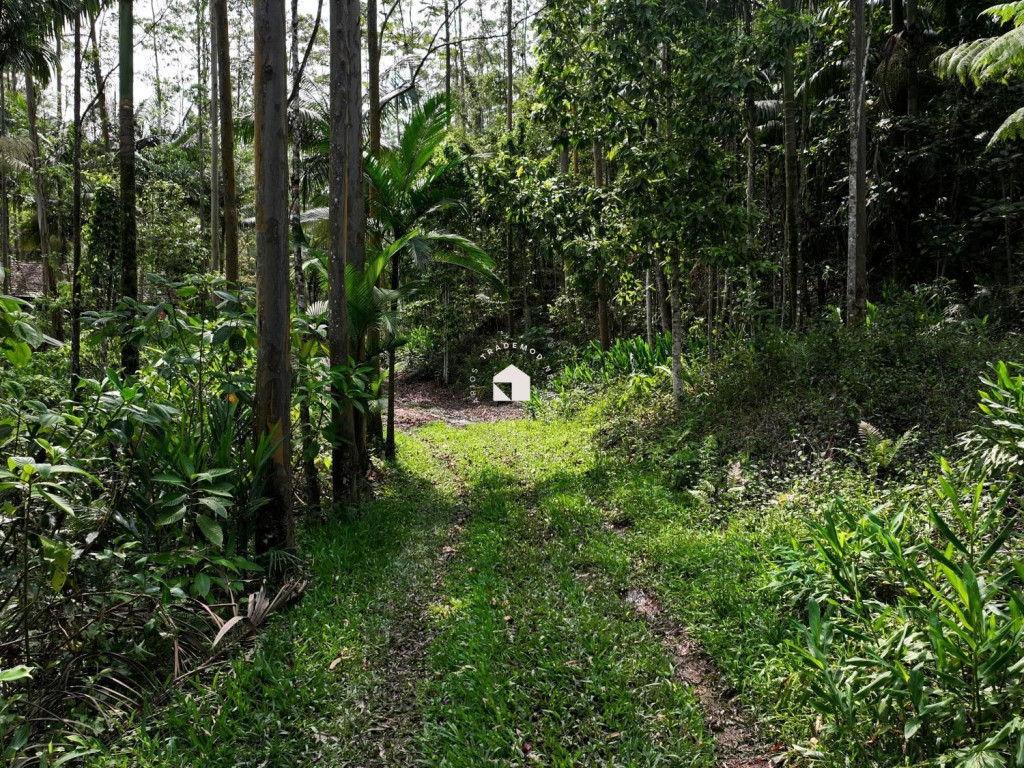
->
<box><xmin>624</xmin><ymin>587</ymin><xmax>782</xmax><ymax>768</ymax></box>
<box><xmin>394</xmin><ymin>377</ymin><xmax>523</xmax><ymax>429</ymax></box>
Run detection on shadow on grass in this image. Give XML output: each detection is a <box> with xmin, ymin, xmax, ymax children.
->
<box><xmin>92</xmin><ymin>436</ymin><xmax>461</xmax><ymax>768</ymax></box>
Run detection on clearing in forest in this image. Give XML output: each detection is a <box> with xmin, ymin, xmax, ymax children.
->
<box><xmin>97</xmin><ymin>412</ymin><xmax>773</xmax><ymax>767</ymax></box>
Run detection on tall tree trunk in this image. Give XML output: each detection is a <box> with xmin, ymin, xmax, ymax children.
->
<box><xmin>444</xmin><ymin>0</ymin><xmax>451</xmax><ymax>105</ymax></box>
<box><xmin>1</xmin><ymin>74</ymin><xmax>9</xmax><ymax>295</ymax></box>
<box><xmin>744</xmin><ymin>1</ymin><xmax>756</xmax><ymax>254</ymax></box>
<box><xmin>505</xmin><ymin>0</ymin><xmax>513</xmax><ymax>131</ymax></box>
<box><xmin>329</xmin><ymin>0</ymin><xmax>365</xmax><ymax>503</ymax></box>
<box><xmin>253</xmin><ymin>0</ymin><xmax>295</xmax><ymax>552</ymax></box>
<box><xmin>655</xmin><ymin>264</ymin><xmax>670</xmax><ymax>334</ymax></box>
<box><xmin>668</xmin><ymin>254</ymin><xmax>683</xmax><ymax>412</ymax></box>
<box><xmin>290</xmin><ymin>0</ymin><xmax>322</xmax><ymax>515</ymax></box>
<box><xmin>891</xmin><ymin>0</ymin><xmax>904</xmax><ymax>32</ymax></box>
<box><xmin>906</xmin><ymin>0</ymin><xmax>918</xmax><ymax>116</ymax></box>
<box><xmin>594</xmin><ymin>141</ymin><xmax>610</xmax><ymax>352</ymax></box>
<box><xmin>782</xmin><ymin>0</ymin><xmax>799</xmax><ymax>331</ymax></box>
<box><xmin>25</xmin><ymin>75</ymin><xmax>58</xmax><ymax>332</ymax></box>
<box><xmin>72</xmin><ymin>17</ymin><xmax>84</xmax><ymax>394</ymax></box>
<box><xmin>149</xmin><ymin>0</ymin><xmax>164</xmax><ymax>130</ymax></box>
<box><xmin>90</xmin><ymin>19</ymin><xmax>112</xmax><ymax>151</ymax></box>
<box><xmin>209</xmin><ymin>0</ymin><xmax>221</xmax><ymax>274</ymax></box>
<box><xmin>216</xmin><ymin>0</ymin><xmax>239</xmax><ymax>283</ymax></box>
<box><xmin>645</xmin><ymin>268</ymin><xmax>653</xmax><ymax>348</ymax></box>
<box><xmin>385</xmin><ymin>257</ymin><xmax>400</xmax><ymax>459</ymax></box>
<box><xmin>120</xmin><ymin>0</ymin><xmax>139</xmax><ymax>373</ymax></box>
<box><xmin>847</xmin><ymin>0</ymin><xmax>868</xmax><ymax>325</ymax></box>
<box><xmin>367</xmin><ymin>0</ymin><xmax>387</xmax><ymax>453</ymax></box>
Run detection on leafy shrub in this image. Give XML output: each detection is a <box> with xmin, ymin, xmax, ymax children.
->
<box><xmin>775</xmin><ymin>459</ymin><xmax>1024</xmax><ymax>766</ymax></box>
<box><xmin>0</xmin><ymin>276</ymin><xmax>321</xmax><ymax>762</ymax></box>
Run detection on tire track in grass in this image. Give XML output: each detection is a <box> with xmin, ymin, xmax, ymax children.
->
<box><xmin>89</xmin><ymin>431</ymin><xmax>464</xmax><ymax>768</ymax></box>
<box><xmin>623</xmin><ymin>588</ymin><xmax>776</xmax><ymax>768</ymax></box>
<box><xmin>334</xmin><ymin>429</ymin><xmax>474</xmax><ymax>767</ymax></box>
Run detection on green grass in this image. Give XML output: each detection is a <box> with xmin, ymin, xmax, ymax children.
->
<box><xmin>90</xmin><ymin>434</ymin><xmax>461</xmax><ymax>766</ymax></box>
<box><xmin>92</xmin><ymin>419</ymin><xmax>728</xmax><ymax>767</ymax></box>
<box><xmin>413</xmin><ymin>421</ymin><xmax>713</xmax><ymax>767</ymax></box>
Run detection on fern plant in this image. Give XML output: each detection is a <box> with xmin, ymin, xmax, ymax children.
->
<box><xmin>855</xmin><ymin>420</ymin><xmax>916</xmax><ymax>476</ymax></box>
<box><xmin>934</xmin><ymin>2</ymin><xmax>1024</xmax><ymax>145</ymax></box>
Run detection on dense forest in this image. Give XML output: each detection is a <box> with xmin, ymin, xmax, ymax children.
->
<box><xmin>2</xmin><ymin>0</ymin><xmax>1024</xmax><ymax>765</ymax></box>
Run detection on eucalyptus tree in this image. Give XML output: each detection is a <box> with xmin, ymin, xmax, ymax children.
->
<box><xmin>289</xmin><ymin>0</ymin><xmax>324</xmax><ymax>512</ymax></box>
<box><xmin>847</xmin><ymin>0</ymin><xmax>868</xmax><ymax>325</ymax></box>
<box><xmin>119</xmin><ymin>0</ymin><xmax>139</xmax><ymax>373</ymax></box>
<box><xmin>253</xmin><ymin>0</ymin><xmax>294</xmax><ymax>551</ymax></box>
<box><xmin>780</xmin><ymin>0</ymin><xmax>800</xmax><ymax>330</ymax></box>
<box><xmin>214</xmin><ymin>0</ymin><xmax>238</xmax><ymax>283</ymax></box>
<box><xmin>24</xmin><ymin>75</ymin><xmax>57</xmax><ymax>319</ymax></box>
<box><xmin>329</xmin><ymin>0</ymin><xmax>364</xmax><ymax>502</ymax></box>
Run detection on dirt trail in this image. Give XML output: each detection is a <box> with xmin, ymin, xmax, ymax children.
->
<box><xmin>345</xmin><ymin>451</ymin><xmax>472</xmax><ymax>767</ymax></box>
<box><xmin>366</xmin><ymin>406</ymin><xmax>779</xmax><ymax>766</ymax></box>
<box><xmin>625</xmin><ymin>587</ymin><xmax>780</xmax><ymax>768</ymax></box>
<box><xmin>393</xmin><ymin>377</ymin><xmax>523</xmax><ymax>429</ymax></box>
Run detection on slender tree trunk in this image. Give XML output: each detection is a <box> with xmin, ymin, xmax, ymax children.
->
<box><xmin>645</xmin><ymin>268</ymin><xmax>653</xmax><ymax>348</ymax></box>
<box><xmin>90</xmin><ymin>19</ymin><xmax>112</xmax><ymax>151</ymax></box>
<box><xmin>210</xmin><ymin>0</ymin><xmax>221</xmax><ymax>274</ymax></box>
<box><xmin>290</xmin><ymin>0</ymin><xmax>307</xmax><ymax>304</ymax></box>
<box><xmin>367</xmin><ymin>0</ymin><xmax>387</xmax><ymax>452</ymax></box>
<box><xmin>745</xmin><ymin>2</ymin><xmax>757</xmax><ymax>254</ymax></box>
<box><xmin>653</xmin><ymin>263</ymin><xmax>669</xmax><ymax>333</ymax></box>
<box><xmin>906</xmin><ymin>0</ymin><xmax>918</xmax><ymax>116</ymax></box>
<box><xmin>847</xmin><ymin>0</ymin><xmax>868</xmax><ymax>325</ymax></box>
<box><xmin>891</xmin><ymin>0</ymin><xmax>904</xmax><ymax>32</ymax></box>
<box><xmin>329</xmin><ymin>0</ymin><xmax>365</xmax><ymax>503</ymax></box>
<box><xmin>707</xmin><ymin>265</ymin><xmax>716</xmax><ymax>359</ymax></box>
<box><xmin>253</xmin><ymin>0</ymin><xmax>295</xmax><ymax>552</ymax></box>
<box><xmin>668</xmin><ymin>254</ymin><xmax>683</xmax><ymax>412</ymax></box>
<box><xmin>385</xmin><ymin>257</ymin><xmax>400</xmax><ymax>459</ymax></box>
<box><xmin>593</xmin><ymin>141</ymin><xmax>610</xmax><ymax>351</ymax></box>
<box><xmin>1</xmin><ymin>74</ymin><xmax>9</xmax><ymax>295</ymax></box>
<box><xmin>72</xmin><ymin>18</ymin><xmax>84</xmax><ymax>394</ymax></box>
<box><xmin>196</xmin><ymin>0</ymin><xmax>206</xmax><ymax>245</ymax></box>
<box><xmin>505</xmin><ymin>0</ymin><xmax>513</xmax><ymax>130</ymax></box>
<box><xmin>25</xmin><ymin>75</ymin><xmax>58</xmax><ymax>335</ymax></box>
<box><xmin>290</xmin><ymin>0</ymin><xmax>322</xmax><ymax>515</ymax></box>
<box><xmin>782</xmin><ymin>0</ymin><xmax>799</xmax><ymax>331</ymax></box>
<box><xmin>444</xmin><ymin>0</ymin><xmax>451</xmax><ymax>105</ymax></box>
<box><xmin>120</xmin><ymin>0</ymin><xmax>139</xmax><ymax>373</ymax></box>
<box><xmin>56</xmin><ymin>34</ymin><xmax>62</xmax><ymax>125</ymax></box>
<box><xmin>216</xmin><ymin>0</ymin><xmax>239</xmax><ymax>283</ymax></box>
<box><xmin>149</xmin><ymin>0</ymin><xmax>164</xmax><ymax>130</ymax></box>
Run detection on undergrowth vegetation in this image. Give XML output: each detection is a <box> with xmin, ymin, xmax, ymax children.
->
<box><xmin>0</xmin><ymin>277</ymin><xmax>335</xmax><ymax>764</ymax></box>
<box><xmin>541</xmin><ymin>285</ymin><xmax>1024</xmax><ymax>767</ymax></box>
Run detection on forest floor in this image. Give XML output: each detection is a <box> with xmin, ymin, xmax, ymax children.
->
<box><xmin>96</xmin><ymin>407</ymin><xmax>785</xmax><ymax>767</ymax></box>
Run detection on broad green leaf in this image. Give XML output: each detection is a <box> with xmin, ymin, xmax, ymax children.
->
<box><xmin>197</xmin><ymin>515</ymin><xmax>224</xmax><ymax>548</ymax></box>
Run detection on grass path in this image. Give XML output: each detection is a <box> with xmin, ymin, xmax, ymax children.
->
<box><xmin>96</xmin><ymin>416</ymin><xmax>776</xmax><ymax>767</ymax></box>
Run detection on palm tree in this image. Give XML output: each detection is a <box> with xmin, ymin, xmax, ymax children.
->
<box><xmin>294</xmin><ymin>95</ymin><xmax>500</xmax><ymax>459</ymax></box>
<box><xmin>364</xmin><ymin>95</ymin><xmax>501</xmax><ymax>458</ymax></box>
<box><xmin>935</xmin><ymin>2</ymin><xmax>1024</xmax><ymax>145</ymax></box>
